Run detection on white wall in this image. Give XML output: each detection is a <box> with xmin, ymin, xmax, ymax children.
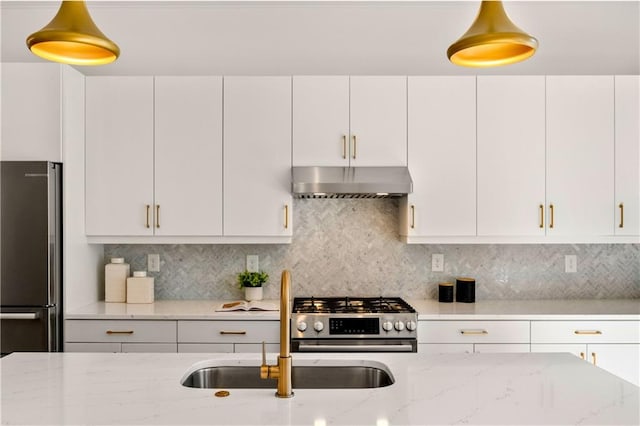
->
<box><xmin>62</xmin><ymin>66</ymin><xmax>103</xmax><ymax>312</ymax></box>
<box><xmin>1</xmin><ymin>62</ymin><xmax>62</xmax><ymax>161</ymax></box>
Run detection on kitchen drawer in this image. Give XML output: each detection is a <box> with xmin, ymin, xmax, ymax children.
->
<box><xmin>473</xmin><ymin>344</ymin><xmax>530</xmax><ymax>353</ymax></box>
<box><xmin>177</xmin><ymin>320</ymin><xmax>279</xmax><ymax>344</ymax></box>
<box><xmin>178</xmin><ymin>343</ymin><xmax>234</xmax><ymax>353</ymax></box>
<box><xmin>65</xmin><ymin>342</ymin><xmax>122</xmax><ymax>352</ymax></box>
<box><xmin>418</xmin><ymin>321</ymin><xmax>530</xmax><ymax>344</ymax></box>
<box><xmin>65</xmin><ymin>320</ymin><xmax>177</xmax><ymax>343</ymax></box>
<box><xmin>418</xmin><ymin>343</ymin><xmax>473</xmax><ymax>354</ymax></box>
<box><xmin>531</xmin><ymin>321</ymin><xmax>640</xmax><ymax>343</ymax></box>
<box><xmin>121</xmin><ymin>343</ymin><xmax>177</xmax><ymax>353</ymax></box>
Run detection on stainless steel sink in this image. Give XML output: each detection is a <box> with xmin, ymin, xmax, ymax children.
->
<box><xmin>181</xmin><ymin>363</ymin><xmax>394</xmax><ymax>389</ymax></box>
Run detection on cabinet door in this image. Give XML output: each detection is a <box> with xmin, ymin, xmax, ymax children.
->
<box><xmin>588</xmin><ymin>344</ymin><xmax>640</xmax><ymax>386</ymax></box>
<box><xmin>293</xmin><ymin>76</ymin><xmax>350</xmax><ymax>166</ymax></box>
<box><xmin>223</xmin><ymin>77</ymin><xmax>292</xmax><ymax>237</ymax></box>
<box><xmin>474</xmin><ymin>344</ymin><xmax>530</xmax><ymax>353</ymax></box>
<box><xmin>614</xmin><ymin>76</ymin><xmax>640</xmax><ymax>236</ymax></box>
<box><xmin>121</xmin><ymin>343</ymin><xmax>177</xmax><ymax>353</ymax></box>
<box><xmin>404</xmin><ymin>76</ymin><xmax>476</xmax><ymax>237</ymax></box>
<box><xmin>477</xmin><ymin>76</ymin><xmax>546</xmax><ymax>236</ymax></box>
<box><xmin>1</xmin><ymin>63</ymin><xmax>61</xmax><ymax>161</ymax></box>
<box><xmin>546</xmin><ymin>76</ymin><xmax>614</xmax><ymax>236</ymax></box>
<box><xmin>531</xmin><ymin>343</ymin><xmax>587</xmax><ymax>359</ymax></box>
<box><xmin>85</xmin><ymin>77</ymin><xmax>154</xmax><ymax>236</ymax></box>
<box><xmin>349</xmin><ymin>76</ymin><xmax>407</xmax><ymax>166</ymax></box>
<box><xmin>154</xmin><ymin>76</ymin><xmax>223</xmax><ymax>236</ymax></box>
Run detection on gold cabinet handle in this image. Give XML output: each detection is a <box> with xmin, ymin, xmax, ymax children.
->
<box><xmin>549</xmin><ymin>204</ymin><xmax>555</xmax><ymax>229</ymax></box>
<box><xmin>460</xmin><ymin>330</ymin><xmax>488</xmax><ymax>335</ymax></box>
<box><xmin>342</xmin><ymin>135</ymin><xmax>347</xmax><ymax>159</ymax></box>
<box><xmin>574</xmin><ymin>330</ymin><xmax>602</xmax><ymax>335</ymax></box>
<box><xmin>352</xmin><ymin>134</ymin><xmax>357</xmax><ymax>159</ymax></box>
<box><xmin>106</xmin><ymin>330</ymin><xmax>134</xmax><ymax>335</ymax></box>
<box><xmin>619</xmin><ymin>203</ymin><xmax>624</xmax><ymax>228</ymax></box>
<box><xmin>591</xmin><ymin>352</ymin><xmax>597</xmax><ymax>366</ymax></box>
<box><xmin>145</xmin><ymin>205</ymin><xmax>151</xmax><ymax>228</ymax></box>
<box><xmin>156</xmin><ymin>205</ymin><xmax>160</xmax><ymax>228</ymax></box>
<box><xmin>219</xmin><ymin>331</ymin><xmax>247</xmax><ymax>335</ymax></box>
<box><xmin>410</xmin><ymin>205</ymin><xmax>415</xmax><ymax>229</ymax></box>
<box><xmin>539</xmin><ymin>204</ymin><xmax>544</xmax><ymax>228</ymax></box>
<box><xmin>580</xmin><ymin>352</ymin><xmax>585</xmax><ymax>360</ymax></box>
<box><xmin>284</xmin><ymin>204</ymin><xmax>289</xmax><ymax>229</ymax></box>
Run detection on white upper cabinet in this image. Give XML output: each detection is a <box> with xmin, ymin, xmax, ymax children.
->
<box><xmin>1</xmin><ymin>63</ymin><xmax>61</xmax><ymax>162</ymax></box>
<box><xmin>350</xmin><ymin>76</ymin><xmax>407</xmax><ymax>166</ymax></box>
<box><xmin>86</xmin><ymin>76</ymin><xmax>224</xmax><ymax>239</ymax></box>
<box><xmin>546</xmin><ymin>76</ymin><xmax>615</xmax><ymax>236</ymax></box>
<box><xmin>223</xmin><ymin>77</ymin><xmax>292</xmax><ymax>237</ymax></box>
<box><xmin>85</xmin><ymin>77</ymin><xmax>154</xmax><ymax>236</ymax></box>
<box><xmin>154</xmin><ymin>76</ymin><xmax>223</xmax><ymax>236</ymax></box>
<box><xmin>292</xmin><ymin>76</ymin><xmax>350</xmax><ymax>166</ymax></box>
<box><xmin>614</xmin><ymin>76</ymin><xmax>640</xmax><ymax>236</ymax></box>
<box><xmin>477</xmin><ymin>76</ymin><xmax>546</xmax><ymax>236</ymax></box>
<box><xmin>292</xmin><ymin>76</ymin><xmax>407</xmax><ymax>167</ymax></box>
<box><xmin>401</xmin><ymin>76</ymin><xmax>476</xmax><ymax>239</ymax></box>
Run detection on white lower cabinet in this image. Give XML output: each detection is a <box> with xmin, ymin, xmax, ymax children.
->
<box><xmin>418</xmin><ymin>321</ymin><xmax>530</xmax><ymax>354</ymax></box>
<box><xmin>65</xmin><ymin>320</ymin><xmax>178</xmax><ymax>353</ymax></box>
<box><xmin>531</xmin><ymin>320</ymin><xmax>640</xmax><ymax>386</ymax></box>
<box><xmin>177</xmin><ymin>320</ymin><xmax>279</xmax><ymax>353</ymax></box>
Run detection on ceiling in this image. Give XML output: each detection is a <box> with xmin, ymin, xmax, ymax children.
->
<box><xmin>1</xmin><ymin>1</ymin><xmax>639</xmax><ymax>76</ymax></box>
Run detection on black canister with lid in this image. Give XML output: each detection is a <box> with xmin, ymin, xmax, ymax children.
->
<box><xmin>438</xmin><ymin>282</ymin><xmax>454</xmax><ymax>303</ymax></box>
<box><xmin>456</xmin><ymin>277</ymin><xmax>475</xmax><ymax>303</ymax></box>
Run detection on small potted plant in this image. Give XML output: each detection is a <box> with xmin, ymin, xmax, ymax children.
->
<box><xmin>237</xmin><ymin>270</ymin><xmax>269</xmax><ymax>301</ymax></box>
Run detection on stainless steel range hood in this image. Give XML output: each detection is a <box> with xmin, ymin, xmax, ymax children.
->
<box><xmin>292</xmin><ymin>166</ymin><xmax>413</xmax><ymax>199</ymax></box>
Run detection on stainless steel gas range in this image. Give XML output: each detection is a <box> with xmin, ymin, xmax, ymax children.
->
<box><xmin>290</xmin><ymin>297</ymin><xmax>418</xmax><ymax>353</ymax></box>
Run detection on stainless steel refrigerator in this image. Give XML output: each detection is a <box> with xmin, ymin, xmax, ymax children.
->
<box><xmin>0</xmin><ymin>161</ymin><xmax>62</xmax><ymax>354</ymax></box>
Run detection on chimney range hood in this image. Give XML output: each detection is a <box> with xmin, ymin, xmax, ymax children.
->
<box><xmin>292</xmin><ymin>166</ymin><xmax>413</xmax><ymax>199</ymax></box>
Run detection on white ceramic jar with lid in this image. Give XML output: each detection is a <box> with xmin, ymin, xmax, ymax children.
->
<box><xmin>105</xmin><ymin>258</ymin><xmax>130</xmax><ymax>302</ymax></box>
<box><xmin>126</xmin><ymin>271</ymin><xmax>154</xmax><ymax>304</ymax></box>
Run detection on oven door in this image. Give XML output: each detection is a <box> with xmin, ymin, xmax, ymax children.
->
<box><xmin>292</xmin><ymin>338</ymin><xmax>417</xmax><ymax>353</ymax></box>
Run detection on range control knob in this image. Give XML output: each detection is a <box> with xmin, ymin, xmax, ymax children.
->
<box><xmin>297</xmin><ymin>321</ymin><xmax>307</xmax><ymax>332</ymax></box>
<box><xmin>406</xmin><ymin>320</ymin><xmax>417</xmax><ymax>331</ymax></box>
<box><xmin>382</xmin><ymin>321</ymin><xmax>393</xmax><ymax>332</ymax></box>
<box><xmin>313</xmin><ymin>321</ymin><xmax>324</xmax><ymax>332</ymax></box>
<box><xmin>394</xmin><ymin>321</ymin><xmax>405</xmax><ymax>331</ymax></box>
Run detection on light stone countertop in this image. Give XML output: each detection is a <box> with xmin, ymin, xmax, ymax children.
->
<box><xmin>1</xmin><ymin>351</ymin><xmax>638</xmax><ymax>425</ymax></box>
<box><xmin>66</xmin><ymin>299</ymin><xmax>640</xmax><ymax>320</ymax></box>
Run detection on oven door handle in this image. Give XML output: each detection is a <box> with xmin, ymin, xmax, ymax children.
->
<box><xmin>297</xmin><ymin>343</ymin><xmax>414</xmax><ymax>352</ymax></box>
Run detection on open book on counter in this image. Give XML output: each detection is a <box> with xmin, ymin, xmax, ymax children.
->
<box><xmin>215</xmin><ymin>300</ymin><xmax>279</xmax><ymax>312</ymax></box>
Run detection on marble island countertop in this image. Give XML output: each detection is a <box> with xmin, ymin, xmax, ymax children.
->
<box><xmin>1</xmin><ymin>351</ymin><xmax>638</xmax><ymax>425</ymax></box>
<box><xmin>65</xmin><ymin>299</ymin><xmax>640</xmax><ymax>320</ymax></box>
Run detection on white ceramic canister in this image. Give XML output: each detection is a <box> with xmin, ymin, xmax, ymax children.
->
<box><xmin>126</xmin><ymin>271</ymin><xmax>155</xmax><ymax>304</ymax></box>
<box><xmin>105</xmin><ymin>258</ymin><xmax>130</xmax><ymax>303</ymax></box>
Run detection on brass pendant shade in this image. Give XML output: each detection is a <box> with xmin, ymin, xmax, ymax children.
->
<box><xmin>447</xmin><ymin>0</ymin><xmax>538</xmax><ymax>68</ymax></box>
<box><xmin>26</xmin><ymin>1</ymin><xmax>119</xmax><ymax>66</ymax></box>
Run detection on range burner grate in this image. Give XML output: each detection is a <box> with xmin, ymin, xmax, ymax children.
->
<box><xmin>292</xmin><ymin>297</ymin><xmax>415</xmax><ymax>314</ymax></box>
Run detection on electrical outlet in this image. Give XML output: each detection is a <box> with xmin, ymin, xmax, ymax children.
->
<box><xmin>565</xmin><ymin>255</ymin><xmax>577</xmax><ymax>273</ymax></box>
<box><xmin>148</xmin><ymin>254</ymin><xmax>160</xmax><ymax>272</ymax></box>
<box><xmin>246</xmin><ymin>255</ymin><xmax>259</xmax><ymax>272</ymax></box>
<box><xmin>431</xmin><ymin>254</ymin><xmax>444</xmax><ymax>272</ymax></box>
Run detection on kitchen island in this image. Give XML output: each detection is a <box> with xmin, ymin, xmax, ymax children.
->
<box><xmin>1</xmin><ymin>351</ymin><xmax>638</xmax><ymax>425</ymax></box>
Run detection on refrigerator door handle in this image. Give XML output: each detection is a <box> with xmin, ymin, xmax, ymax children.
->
<box><xmin>0</xmin><ymin>312</ymin><xmax>39</xmax><ymax>320</ymax></box>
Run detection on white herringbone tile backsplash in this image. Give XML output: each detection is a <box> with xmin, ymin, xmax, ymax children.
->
<box><xmin>105</xmin><ymin>199</ymin><xmax>640</xmax><ymax>301</ymax></box>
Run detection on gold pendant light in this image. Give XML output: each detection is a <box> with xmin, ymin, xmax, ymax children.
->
<box><xmin>447</xmin><ymin>0</ymin><xmax>538</xmax><ymax>68</ymax></box>
<box><xmin>26</xmin><ymin>0</ymin><xmax>119</xmax><ymax>66</ymax></box>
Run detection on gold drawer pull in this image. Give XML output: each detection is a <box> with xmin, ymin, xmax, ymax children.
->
<box><xmin>342</xmin><ymin>135</ymin><xmax>347</xmax><ymax>159</ymax></box>
<box><xmin>460</xmin><ymin>330</ymin><xmax>488</xmax><ymax>335</ymax></box>
<box><xmin>145</xmin><ymin>205</ymin><xmax>151</xmax><ymax>228</ymax></box>
<box><xmin>539</xmin><ymin>204</ymin><xmax>544</xmax><ymax>228</ymax></box>
<box><xmin>106</xmin><ymin>330</ymin><xmax>134</xmax><ymax>335</ymax></box>
<box><xmin>619</xmin><ymin>203</ymin><xmax>624</xmax><ymax>228</ymax></box>
<box><xmin>549</xmin><ymin>204</ymin><xmax>554</xmax><ymax>229</ymax></box>
<box><xmin>219</xmin><ymin>331</ymin><xmax>247</xmax><ymax>335</ymax></box>
<box><xmin>410</xmin><ymin>205</ymin><xmax>415</xmax><ymax>229</ymax></box>
<box><xmin>574</xmin><ymin>330</ymin><xmax>602</xmax><ymax>335</ymax></box>
<box><xmin>352</xmin><ymin>134</ymin><xmax>357</xmax><ymax>159</ymax></box>
<box><xmin>284</xmin><ymin>204</ymin><xmax>289</xmax><ymax>229</ymax></box>
<box><xmin>591</xmin><ymin>352</ymin><xmax>597</xmax><ymax>366</ymax></box>
<box><xmin>580</xmin><ymin>352</ymin><xmax>585</xmax><ymax>360</ymax></box>
<box><xmin>156</xmin><ymin>204</ymin><xmax>160</xmax><ymax>228</ymax></box>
